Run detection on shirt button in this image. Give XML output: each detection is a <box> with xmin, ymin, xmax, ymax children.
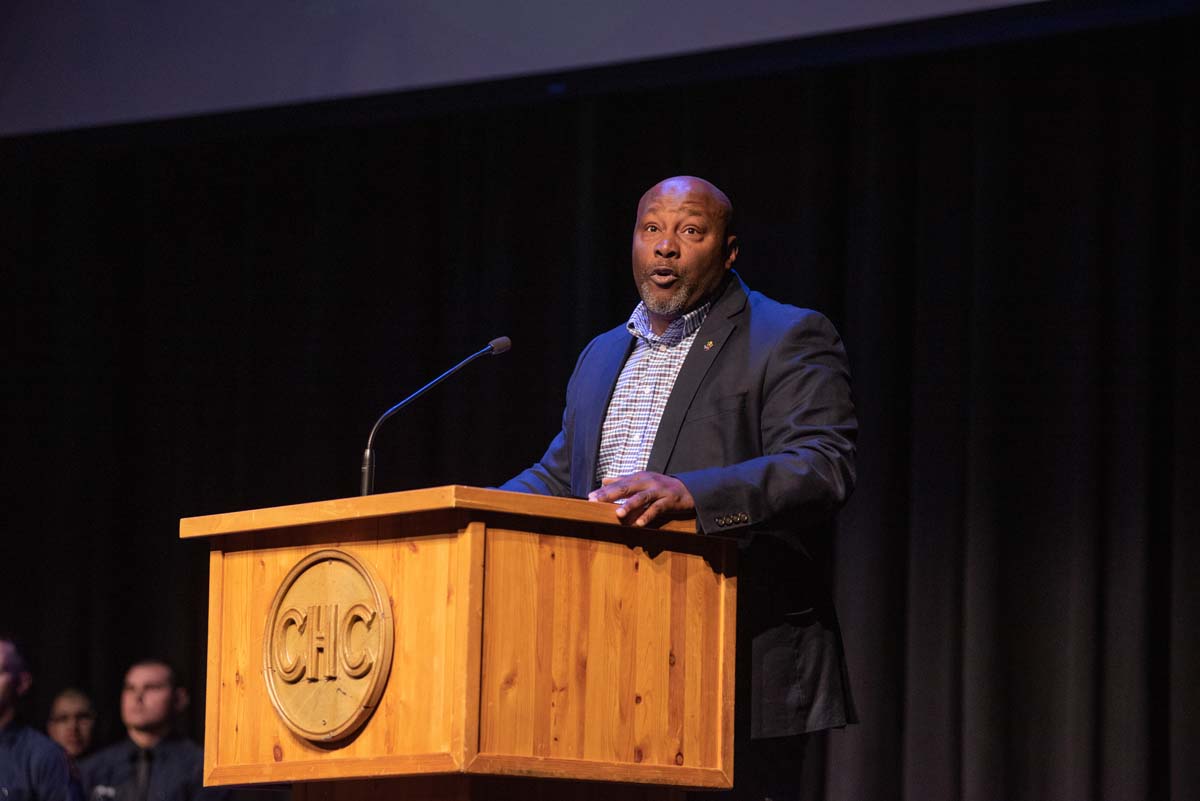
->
<box><xmin>658</xmin><ymin>344</ymin><xmax>668</xmax><ymax>352</ymax></box>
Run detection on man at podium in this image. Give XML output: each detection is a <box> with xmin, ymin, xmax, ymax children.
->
<box><xmin>501</xmin><ymin>176</ymin><xmax>858</xmax><ymax>800</ymax></box>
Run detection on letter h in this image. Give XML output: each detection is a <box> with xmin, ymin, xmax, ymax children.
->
<box><xmin>306</xmin><ymin>603</ymin><xmax>338</xmax><ymax>680</ymax></box>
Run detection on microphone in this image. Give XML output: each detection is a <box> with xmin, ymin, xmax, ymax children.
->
<box><xmin>360</xmin><ymin>336</ymin><xmax>511</xmax><ymax>495</ymax></box>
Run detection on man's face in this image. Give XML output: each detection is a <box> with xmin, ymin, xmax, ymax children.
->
<box><xmin>121</xmin><ymin>663</ymin><xmax>176</xmax><ymax>733</ymax></box>
<box><xmin>47</xmin><ymin>693</ymin><xmax>96</xmax><ymax>757</ymax></box>
<box><xmin>632</xmin><ymin>177</ymin><xmax>737</xmax><ymax>328</ymax></box>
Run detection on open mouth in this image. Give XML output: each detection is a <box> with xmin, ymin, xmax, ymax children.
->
<box><xmin>648</xmin><ymin>267</ymin><xmax>678</xmax><ymax>286</ymax></box>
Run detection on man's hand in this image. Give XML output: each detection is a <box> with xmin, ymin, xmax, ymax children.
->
<box><xmin>587</xmin><ymin>472</ymin><xmax>695</xmax><ymax>527</ymax></box>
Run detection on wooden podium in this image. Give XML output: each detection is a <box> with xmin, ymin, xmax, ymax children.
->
<box><xmin>180</xmin><ymin>486</ymin><xmax>736</xmax><ymax>800</ymax></box>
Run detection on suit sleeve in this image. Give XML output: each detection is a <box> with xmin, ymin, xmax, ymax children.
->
<box><xmin>499</xmin><ymin>425</ymin><xmax>573</xmax><ymax>496</ymax></box>
<box><xmin>498</xmin><ymin>340</ymin><xmax>593</xmax><ymax>497</ymax></box>
<box><xmin>673</xmin><ymin>311</ymin><xmax>857</xmax><ymax>535</ymax></box>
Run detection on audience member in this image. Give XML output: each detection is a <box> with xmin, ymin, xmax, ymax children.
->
<box><xmin>47</xmin><ymin>688</ymin><xmax>97</xmax><ymax>761</ymax></box>
<box><xmin>80</xmin><ymin>659</ymin><xmax>206</xmax><ymax>801</ymax></box>
<box><xmin>0</xmin><ymin>635</ymin><xmax>85</xmax><ymax>801</ymax></box>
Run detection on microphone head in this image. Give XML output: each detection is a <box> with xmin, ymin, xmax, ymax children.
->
<box><xmin>488</xmin><ymin>336</ymin><xmax>512</xmax><ymax>355</ymax></box>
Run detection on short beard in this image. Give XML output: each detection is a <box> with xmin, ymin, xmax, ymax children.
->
<box><xmin>638</xmin><ymin>275</ymin><xmax>695</xmax><ymax>319</ymax></box>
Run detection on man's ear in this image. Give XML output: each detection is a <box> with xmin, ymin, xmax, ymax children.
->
<box><xmin>724</xmin><ymin>235</ymin><xmax>739</xmax><ymax>268</ymax></box>
<box><xmin>172</xmin><ymin>687</ymin><xmax>190</xmax><ymax>715</ymax></box>
<box><xmin>16</xmin><ymin>671</ymin><xmax>32</xmax><ymax>698</ymax></box>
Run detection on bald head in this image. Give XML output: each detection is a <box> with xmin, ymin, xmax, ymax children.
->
<box><xmin>636</xmin><ymin>176</ymin><xmax>734</xmax><ymax>237</ymax></box>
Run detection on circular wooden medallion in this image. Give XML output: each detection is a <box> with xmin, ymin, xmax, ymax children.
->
<box><xmin>262</xmin><ymin>548</ymin><xmax>394</xmax><ymax>743</ymax></box>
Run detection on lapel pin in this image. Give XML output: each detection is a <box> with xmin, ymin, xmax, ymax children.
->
<box><xmin>704</xmin><ymin>340</ymin><xmax>715</xmax><ymax>351</ymax></box>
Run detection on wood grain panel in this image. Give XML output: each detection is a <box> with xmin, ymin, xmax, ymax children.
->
<box><xmin>684</xmin><ymin>550</ymin><xmax>720</xmax><ymax>769</ymax></box>
<box><xmin>479</xmin><ymin>527</ymin><xmax>538</xmax><ymax>756</ymax></box>
<box><xmin>206</xmin><ymin>517</ymin><xmax>472</xmax><ymax>784</ymax></box>
<box><xmin>580</xmin><ymin>534</ymin><xmax>634</xmax><ymax>763</ymax></box>
<box><xmin>548</xmin><ymin>535</ymin><xmax>592</xmax><ymax>760</ymax></box>
<box><xmin>633</xmin><ymin>545</ymin><xmax>670</xmax><ymax>767</ymax></box>
<box><xmin>666</xmin><ymin>556</ymin><xmax>688</xmax><ymax>769</ymax></box>
<box><xmin>718</xmin><ymin>545</ymin><xmax>737</xmax><ymax>783</ymax></box>
<box><xmin>478</xmin><ymin>526</ymin><xmax>733</xmax><ymax>786</ymax></box>
<box><xmin>454</xmin><ymin>521</ymin><xmax>485</xmax><ymax>767</ymax></box>
<box><xmin>530</xmin><ymin>536</ymin><xmax>556</xmax><ymax>757</ymax></box>
<box><xmin>210</xmin><ymin>752</ymin><xmax>459</xmax><ymax>784</ymax></box>
<box><xmin>203</xmin><ymin>550</ymin><xmax>224</xmax><ymax>781</ymax></box>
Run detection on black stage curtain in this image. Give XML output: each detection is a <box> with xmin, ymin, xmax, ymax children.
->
<box><xmin>1</xmin><ymin>15</ymin><xmax>1195</xmax><ymax>801</ymax></box>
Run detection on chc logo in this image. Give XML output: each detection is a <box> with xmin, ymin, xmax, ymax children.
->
<box><xmin>263</xmin><ymin>549</ymin><xmax>394</xmax><ymax>743</ymax></box>
<box><xmin>271</xmin><ymin>602</ymin><xmax>377</xmax><ymax>682</ymax></box>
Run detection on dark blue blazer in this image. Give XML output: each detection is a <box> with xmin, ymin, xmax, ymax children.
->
<box><xmin>502</xmin><ymin>272</ymin><xmax>858</xmax><ymax>735</ymax></box>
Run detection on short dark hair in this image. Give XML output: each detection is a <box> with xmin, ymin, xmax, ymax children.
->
<box><xmin>126</xmin><ymin>658</ymin><xmax>183</xmax><ymax>690</ymax></box>
<box><xmin>50</xmin><ymin>687</ymin><xmax>94</xmax><ymax>711</ymax></box>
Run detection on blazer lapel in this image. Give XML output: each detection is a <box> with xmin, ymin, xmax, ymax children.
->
<box><xmin>646</xmin><ymin>275</ymin><xmax>747</xmax><ymax>474</ymax></box>
<box><xmin>574</xmin><ymin>331</ymin><xmax>635</xmax><ymax>496</ymax></box>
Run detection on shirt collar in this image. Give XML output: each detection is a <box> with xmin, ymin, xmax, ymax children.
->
<box><xmin>626</xmin><ymin>300</ymin><xmax>711</xmax><ymax>346</ymax></box>
<box><xmin>121</xmin><ymin>733</ymin><xmax>179</xmax><ymax>758</ymax></box>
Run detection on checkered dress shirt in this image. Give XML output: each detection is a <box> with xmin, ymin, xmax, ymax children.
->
<box><xmin>595</xmin><ymin>300</ymin><xmax>711</xmax><ymax>485</ymax></box>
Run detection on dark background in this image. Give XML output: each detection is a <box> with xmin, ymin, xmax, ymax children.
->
<box><xmin>1</xmin><ymin>3</ymin><xmax>1196</xmax><ymax>799</ymax></box>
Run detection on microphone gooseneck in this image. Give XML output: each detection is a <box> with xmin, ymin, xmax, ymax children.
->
<box><xmin>360</xmin><ymin>336</ymin><xmax>511</xmax><ymax>495</ymax></box>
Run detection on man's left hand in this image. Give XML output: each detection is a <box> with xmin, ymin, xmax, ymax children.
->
<box><xmin>588</xmin><ymin>472</ymin><xmax>695</xmax><ymax>527</ymax></box>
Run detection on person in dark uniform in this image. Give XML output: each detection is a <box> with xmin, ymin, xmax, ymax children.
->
<box><xmin>0</xmin><ymin>635</ymin><xmax>84</xmax><ymax>801</ymax></box>
<box><xmin>79</xmin><ymin>660</ymin><xmax>204</xmax><ymax>801</ymax></box>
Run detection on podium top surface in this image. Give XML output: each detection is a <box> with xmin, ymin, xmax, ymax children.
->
<box><xmin>179</xmin><ymin>485</ymin><xmax>697</xmax><ymax>539</ymax></box>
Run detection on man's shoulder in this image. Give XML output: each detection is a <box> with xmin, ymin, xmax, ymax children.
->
<box><xmin>83</xmin><ymin>738</ymin><xmax>132</xmax><ymax>760</ymax></box>
<box><xmin>741</xmin><ymin>285</ymin><xmax>839</xmax><ymax>337</ymax></box>
<box><xmin>79</xmin><ymin>739</ymin><xmax>132</xmax><ymax>776</ymax></box>
<box><xmin>0</xmin><ymin>725</ymin><xmax>77</xmax><ymax>800</ymax></box>
<box><xmin>569</xmin><ymin>321</ymin><xmax>632</xmax><ymax>369</ymax></box>
<box><xmin>158</xmin><ymin>735</ymin><xmax>203</xmax><ymax>763</ymax></box>
<box><xmin>26</xmin><ymin>726</ymin><xmax>64</xmax><ymax>758</ymax></box>
<box><xmin>2</xmin><ymin>723</ymin><xmax>67</xmax><ymax>762</ymax></box>
<box><xmin>81</xmin><ymin>736</ymin><xmax>203</xmax><ymax>783</ymax></box>
<box><xmin>585</xmin><ymin>321</ymin><xmax>633</xmax><ymax>350</ymax></box>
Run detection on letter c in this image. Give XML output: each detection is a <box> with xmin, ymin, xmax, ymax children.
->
<box><xmin>274</xmin><ymin>607</ymin><xmax>307</xmax><ymax>683</ymax></box>
<box><xmin>340</xmin><ymin>604</ymin><xmax>376</xmax><ymax>679</ymax></box>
